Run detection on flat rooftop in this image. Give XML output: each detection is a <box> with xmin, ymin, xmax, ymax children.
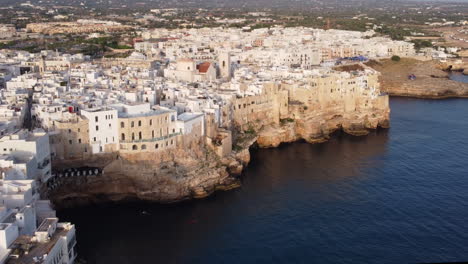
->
<box><xmin>7</xmin><ymin>227</ymin><xmax>71</xmax><ymax>264</ymax></box>
<box><xmin>178</xmin><ymin>112</ymin><xmax>203</xmax><ymax>122</ymax></box>
<box><xmin>118</xmin><ymin>108</ymin><xmax>173</xmax><ymax>118</ymax></box>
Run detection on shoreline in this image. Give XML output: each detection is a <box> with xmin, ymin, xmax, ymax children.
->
<box><xmin>48</xmin><ymin>117</ymin><xmax>390</xmax><ymax>209</ymax></box>
<box><xmin>366</xmin><ymin>58</ymin><xmax>468</xmax><ymax>99</ymax></box>
<box><xmin>388</xmin><ymin>94</ymin><xmax>468</xmax><ymax>100</ymax></box>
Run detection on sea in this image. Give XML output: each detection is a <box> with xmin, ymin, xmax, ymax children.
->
<box><xmin>58</xmin><ymin>75</ymin><xmax>468</xmax><ymax>264</ymax></box>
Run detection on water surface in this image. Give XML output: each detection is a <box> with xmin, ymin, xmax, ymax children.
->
<box><xmin>59</xmin><ymin>98</ymin><xmax>468</xmax><ymax>264</ymax></box>
<box><xmin>449</xmin><ymin>71</ymin><xmax>468</xmax><ymax>83</ymax></box>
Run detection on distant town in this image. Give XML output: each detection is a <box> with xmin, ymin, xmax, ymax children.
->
<box><xmin>0</xmin><ymin>0</ymin><xmax>466</xmax><ymax>263</ymax></box>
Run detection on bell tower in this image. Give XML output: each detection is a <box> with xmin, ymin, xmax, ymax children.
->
<box><xmin>218</xmin><ymin>52</ymin><xmax>231</xmax><ymax>79</ymax></box>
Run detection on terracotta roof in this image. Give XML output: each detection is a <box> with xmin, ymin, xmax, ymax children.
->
<box><xmin>197</xmin><ymin>62</ymin><xmax>211</xmax><ymax>73</ymax></box>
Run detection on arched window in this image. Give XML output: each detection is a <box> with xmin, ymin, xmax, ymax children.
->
<box><xmin>138</xmin><ymin>120</ymin><xmax>142</xmax><ymax>126</ymax></box>
<box><xmin>131</xmin><ymin>121</ymin><xmax>134</xmax><ymax>127</ymax></box>
<box><xmin>141</xmin><ymin>144</ymin><xmax>147</xmax><ymax>150</ymax></box>
<box><xmin>132</xmin><ymin>133</ymin><xmax>135</xmax><ymax>140</ymax></box>
<box><xmin>155</xmin><ymin>144</ymin><xmax>159</xmax><ymax>149</ymax></box>
<box><xmin>138</xmin><ymin>132</ymin><xmax>142</xmax><ymax>140</ymax></box>
<box><xmin>121</xmin><ymin>122</ymin><xmax>125</xmax><ymax>128</ymax></box>
<box><xmin>152</xmin><ymin>130</ymin><xmax>154</xmax><ymax>138</ymax></box>
<box><xmin>132</xmin><ymin>145</ymin><xmax>138</xmax><ymax>150</ymax></box>
<box><xmin>121</xmin><ymin>133</ymin><xmax>125</xmax><ymax>141</ymax></box>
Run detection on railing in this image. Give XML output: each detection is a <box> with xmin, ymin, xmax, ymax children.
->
<box><xmin>121</xmin><ymin>132</ymin><xmax>181</xmax><ymax>144</ymax></box>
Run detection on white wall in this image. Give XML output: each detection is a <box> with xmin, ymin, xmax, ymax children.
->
<box><xmin>81</xmin><ymin>109</ymin><xmax>119</xmax><ymax>154</ymax></box>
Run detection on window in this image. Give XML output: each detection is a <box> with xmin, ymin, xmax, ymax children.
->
<box><xmin>152</xmin><ymin>130</ymin><xmax>154</xmax><ymax>138</ymax></box>
<box><xmin>69</xmin><ymin>140</ymin><xmax>72</xmax><ymax>144</ymax></box>
<box><xmin>121</xmin><ymin>133</ymin><xmax>125</xmax><ymax>140</ymax></box>
<box><xmin>96</xmin><ymin>125</ymin><xmax>99</xmax><ymax>131</ymax></box>
<box><xmin>132</xmin><ymin>133</ymin><xmax>135</xmax><ymax>140</ymax></box>
<box><xmin>78</xmin><ymin>139</ymin><xmax>81</xmax><ymax>144</ymax></box>
<box><xmin>155</xmin><ymin>144</ymin><xmax>159</xmax><ymax>149</ymax></box>
<box><xmin>93</xmin><ymin>137</ymin><xmax>96</xmax><ymax>142</ymax></box>
<box><xmin>141</xmin><ymin>144</ymin><xmax>147</xmax><ymax>150</ymax></box>
<box><xmin>132</xmin><ymin>145</ymin><xmax>138</xmax><ymax>150</ymax></box>
<box><xmin>171</xmin><ymin>139</ymin><xmax>173</xmax><ymax>145</ymax></box>
<box><xmin>95</xmin><ymin>116</ymin><xmax>98</xmax><ymax>122</ymax></box>
<box><xmin>138</xmin><ymin>120</ymin><xmax>142</xmax><ymax>126</ymax></box>
<box><xmin>139</xmin><ymin>132</ymin><xmax>142</xmax><ymax>140</ymax></box>
<box><xmin>68</xmin><ymin>129</ymin><xmax>71</xmax><ymax>133</ymax></box>
<box><xmin>150</xmin><ymin>119</ymin><xmax>152</xmax><ymax>126</ymax></box>
<box><xmin>121</xmin><ymin>122</ymin><xmax>124</xmax><ymax>128</ymax></box>
<box><xmin>109</xmin><ymin>123</ymin><xmax>111</xmax><ymax>128</ymax></box>
<box><xmin>131</xmin><ymin>121</ymin><xmax>134</xmax><ymax>127</ymax></box>
<box><xmin>172</xmin><ymin>129</ymin><xmax>175</xmax><ymax>133</ymax></box>
<box><xmin>84</xmin><ymin>147</ymin><xmax>87</xmax><ymax>152</ymax></box>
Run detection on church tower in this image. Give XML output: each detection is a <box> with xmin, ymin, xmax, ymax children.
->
<box><xmin>218</xmin><ymin>52</ymin><xmax>231</xmax><ymax>79</ymax></box>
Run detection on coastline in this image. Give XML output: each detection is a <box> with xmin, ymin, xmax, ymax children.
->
<box><xmin>366</xmin><ymin>58</ymin><xmax>468</xmax><ymax>99</ymax></box>
<box><xmin>48</xmin><ymin>111</ymin><xmax>390</xmax><ymax>209</ymax></box>
<box><xmin>46</xmin><ymin>58</ymin><xmax>468</xmax><ymax>209</ymax></box>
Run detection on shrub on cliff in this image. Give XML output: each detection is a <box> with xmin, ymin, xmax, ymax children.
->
<box><xmin>391</xmin><ymin>55</ymin><xmax>401</xmax><ymax>62</ymax></box>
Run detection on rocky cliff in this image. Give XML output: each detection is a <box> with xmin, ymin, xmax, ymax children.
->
<box><xmin>49</xmin><ymin>103</ymin><xmax>389</xmax><ymax>209</ymax></box>
<box><xmin>366</xmin><ymin>58</ymin><xmax>468</xmax><ymax>99</ymax></box>
<box><xmin>256</xmin><ymin>107</ymin><xmax>389</xmax><ymax>148</ymax></box>
<box><xmin>49</xmin><ymin>139</ymin><xmax>251</xmax><ymax>208</ymax></box>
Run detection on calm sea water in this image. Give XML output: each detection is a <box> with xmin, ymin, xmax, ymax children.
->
<box><xmin>449</xmin><ymin>72</ymin><xmax>468</xmax><ymax>83</ymax></box>
<box><xmin>58</xmin><ymin>97</ymin><xmax>468</xmax><ymax>264</ymax></box>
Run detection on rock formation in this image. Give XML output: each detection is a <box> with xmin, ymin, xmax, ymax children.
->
<box><xmin>366</xmin><ymin>58</ymin><xmax>468</xmax><ymax>99</ymax></box>
<box><xmin>49</xmin><ymin>104</ymin><xmax>389</xmax><ymax>209</ymax></box>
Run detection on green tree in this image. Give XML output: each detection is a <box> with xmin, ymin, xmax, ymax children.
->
<box><xmin>391</xmin><ymin>55</ymin><xmax>401</xmax><ymax>62</ymax></box>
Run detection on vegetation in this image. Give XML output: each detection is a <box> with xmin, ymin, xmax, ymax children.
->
<box><xmin>391</xmin><ymin>55</ymin><xmax>401</xmax><ymax>62</ymax></box>
<box><xmin>232</xmin><ymin>144</ymin><xmax>243</xmax><ymax>152</ymax></box>
<box><xmin>375</xmin><ymin>26</ymin><xmax>409</xmax><ymax>40</ymax></box>
<box><xmin>280</xmin><ymin>118</ymin><xmax>295</xmax><ymax>125</ymax></box>
<box><xmin>411</xmin><ymin>39</ymin><xmax>433</xmax><ymax>51</ymax></box>
<box><xmin>245</xmin><ymin>127</ymin><xmax>256</xmax><ymax>135</ymax></box>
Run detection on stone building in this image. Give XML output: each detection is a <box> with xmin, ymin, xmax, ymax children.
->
<box><xmin>115</xmin><ymin>103</ymin><xmax>179</xmax><ymax>153</ymax></box>
<box><xmin>49</xmin><ymin>116</ymin><xmax>90</xmax><ymax>160</ymax></box>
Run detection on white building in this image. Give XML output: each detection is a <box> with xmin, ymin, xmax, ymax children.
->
<box><xmin>0</xmin><ymin>130</ymin><xmax>51</xmax><ymax>183</ymax></box>
<box><xmin>80</xmin><ymin>108</ymin><xmax>119</xmax><ymax>154</ymax></box>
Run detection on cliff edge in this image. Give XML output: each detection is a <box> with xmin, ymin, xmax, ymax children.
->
<box><xmin>48</xmin><ymin>104</ymin><xmax>389</xmax><ymax>208</ymax></box>
<box><xmin>366</xmin><ymin>58</ymin><xmax>468</xmax><ymax>99</ymax></box>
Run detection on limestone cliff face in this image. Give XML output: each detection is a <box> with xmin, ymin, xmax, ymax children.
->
<box><xmin>49</xmin><ymin>105</ymin><xmax>389</xmax><ymax>209</ymax></box>
<box><xmin>49</xmin><ymin>94</ymin><xmax>390</xmax><ymax>208</ymax></box>
<box><xmin>49</xmin><ymin>140</ymin><xmax>248</xmax><ymax>208</ymax></box>
<box><xmin>256</xmin><ymin>105</ymin><xmax>389</xmax><ymax>148</ymax></box>
<box><xmin>366</xmin><ymin>58</ymin><xmax>468</xmax><ymax>99</ymax></box>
